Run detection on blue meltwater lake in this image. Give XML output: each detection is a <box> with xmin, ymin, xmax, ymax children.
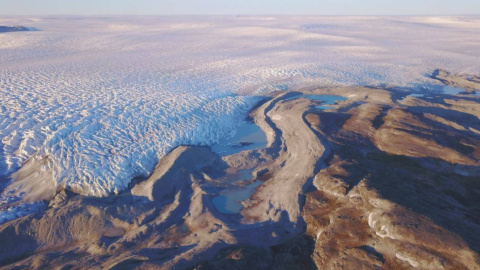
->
<box><xmin>286</xmin><ymin>94</ymin><xmax>347</xmax><ymax>109</ymax></box>
<box><xmin>210</xmin><ymin>120</ymin><xmax>267</xmax><ymax>157</ymax></box>
<box><xmin>212</xmin><ymin>181</ymin><xmax>262</xmax><ymax>214</ymax></box>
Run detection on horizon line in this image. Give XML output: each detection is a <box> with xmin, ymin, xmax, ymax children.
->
<box><xmin>1</xmin><ymin>13</ymin><xmax>480</xmax><ymax>17</ymax></box>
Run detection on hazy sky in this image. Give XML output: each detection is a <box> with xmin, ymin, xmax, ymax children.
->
<box><xmin>1</xmin><ymin>0</ymin><xmax>479</xmax><ymax>15</ymax></box>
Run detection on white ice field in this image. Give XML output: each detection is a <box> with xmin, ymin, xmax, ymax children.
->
<box><xmin>0</xmin><ymin>16</ymin><xmax>480</xmax><ymax>213</ymax></box>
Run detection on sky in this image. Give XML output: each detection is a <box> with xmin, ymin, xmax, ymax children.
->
<box><xmin>0</xmin><ymin>0</ymin><xmax>479</xmax><ymax>15</ymax></box>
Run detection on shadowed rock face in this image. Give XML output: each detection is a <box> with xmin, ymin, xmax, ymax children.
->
<box><xmin>0</xmin><ymin>26</ymin><xmax>30</xmax><ymax>33</ymax></box>
<box><xmin>0</xmin><ymin>80</ymin><xmax>479</xmax><ymax>269</ymax></box>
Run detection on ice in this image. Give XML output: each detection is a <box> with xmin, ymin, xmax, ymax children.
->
<box><xmin>0</xmin><ymin>201</ymin><xmax>46</xmax><ymax>224</ymax></box>
<box><xmin>395</xmin><ymin>253</ymin><xmax>420</xmax><ymax>268</ymax></box>
<box><xmin>0</xmin><ymin>16</ymin><xmax>479</xmax><ymax>206</ymax></box>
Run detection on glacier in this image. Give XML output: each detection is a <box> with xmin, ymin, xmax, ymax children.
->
<box><xmin>0</xmin><ymin>15</ymin><xmax>480</xmax><ymax>208</ymax></box>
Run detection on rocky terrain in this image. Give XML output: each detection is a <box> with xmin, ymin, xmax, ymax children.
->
<box><xmin>432</xmin><ymin>69</ymin><xmax>480</xmax><ymax>93</ymax></box>
<box><xmin>0</xmin><ymin>72</ymin><xmax>479</xmax><ymax>269</ymax></box>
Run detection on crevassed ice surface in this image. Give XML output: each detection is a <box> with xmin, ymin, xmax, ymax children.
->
<box><xmin>1</xmin><ymin>16</ymin><xmax>480</xmax><ymax>199</ymax></box>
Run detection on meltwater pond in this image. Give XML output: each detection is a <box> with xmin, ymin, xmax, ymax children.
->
<box><xmin>210</xmin><ymin>120</ymin><xmax>267</xmax><ymax>156</ymax></box>
<box><xmin>287</xmin><ymin>94</ymin><xmax>347</xmax><ymax>110</ymax></box>
<box><xmin>403</xmin><ymin>86</ymin><xmax>480</xmax><ymax>100</ymax></box>
<box><xmin>212</xmin><ymin>181</ymin><xmax>262</xmax><ymax>214</ymax></box>
<box><xmin>442</xmin><ymin>86</ymin><xmax>466</xmax><ymax>95</ymax></box>
<box><xmin>209</xmin><ymin>119</ymin><xmax>266</xmax><ymax>214</ymax></box>
<box><xmin>438</xmin><ymin>86</ymin><xmax>480</xmax><ymax>97</ymax></box>
<box><xmin>209</xmin><ymin>108</ymin><xmax>268</xmax><ymax>214</ymax></box>
<box><xmin>310</xmin><ymin>95</ymin><xmax>347</xmax><ymax>109</ymax></box>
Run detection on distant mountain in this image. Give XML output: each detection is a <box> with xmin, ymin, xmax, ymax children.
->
<box><xmin>0</xmin><ymin>25</ymin><xmax>30</xmax><ymax>33</ymax></box>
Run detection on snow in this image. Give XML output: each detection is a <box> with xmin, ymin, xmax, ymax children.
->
<box><xmin>376</xmin><ymin>225</ymin><xmax>396</xmax><ymax>240</ymax></box>
<box><xmin>0</xmin><ymin>16</ymin><xmax>480</xmax><ymax>208</ymax></box>
<box><xmin>0</xmin><ymin>200</ymin><xmax>46</xmax><ymax>224</ymax></box>
<box><xmin>396</xmin><ymin>252</ymin><xmax>420</xmax><ymax>268</ymax></box>
<box><xmin>368</xmin><ymin>212</ymin><xmax>377</xmax><ymax>228</ymax></box>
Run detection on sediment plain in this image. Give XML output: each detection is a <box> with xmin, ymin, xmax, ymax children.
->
<box><xmin>0</xmin><ymin>72</ymin><xmax>480</xmax><ymax>269</ymax></box>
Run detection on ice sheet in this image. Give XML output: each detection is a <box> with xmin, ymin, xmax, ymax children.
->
<box><xmin>0</xmin><ymin>15</ymin><xmax>479</xmax><ymax>201</ymax></box>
